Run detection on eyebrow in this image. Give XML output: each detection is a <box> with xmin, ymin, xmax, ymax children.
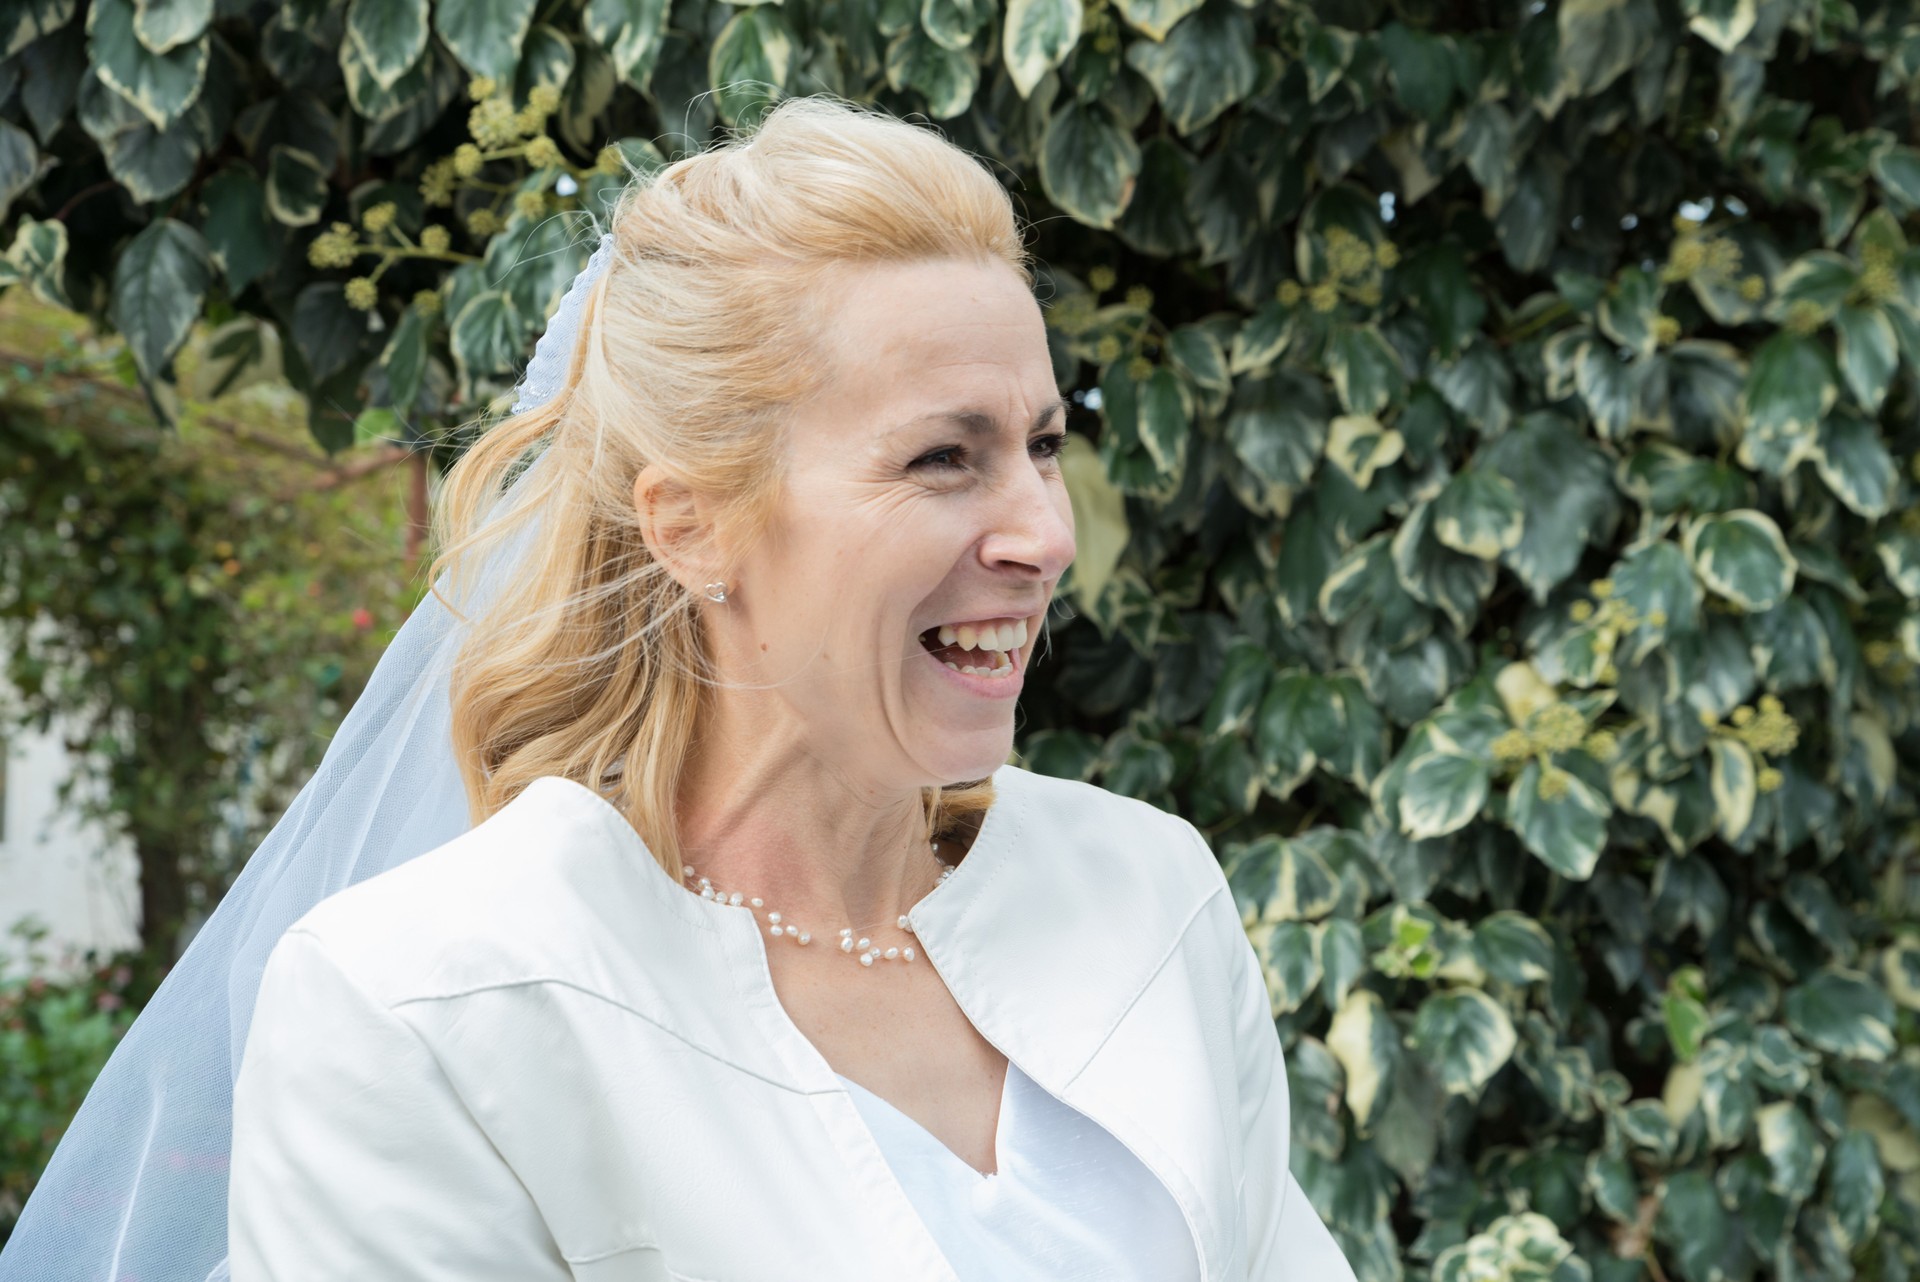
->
<box><xmin>891</xmin><ymin>396</ymin><xmax>1072</xmax><ymax>438</ymax></box>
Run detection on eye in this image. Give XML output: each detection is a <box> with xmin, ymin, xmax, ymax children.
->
<box><xmin>1030</xmin><ymin>432</ymin><xmax>1067</xmax><ymax>461</ymax></box>
<box><xmin>911</xmin><ymin>444</ymin><xmax>968</xmax><ymax>470</ymax></box>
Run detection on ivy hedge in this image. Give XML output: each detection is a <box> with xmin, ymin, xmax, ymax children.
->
<box><xmin>3</xmin><ymin>0</ymin><xmax>1919</xmax><ymax>1276</ymax></box>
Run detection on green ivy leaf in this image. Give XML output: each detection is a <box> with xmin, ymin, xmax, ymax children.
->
<box><xmin>109</xmin><ymin>218</ymin><xmax>212</xmax><ymax>385</ymax></box>
<box><xmin>1254</xmin><ymin>668</ymin><xmax>1342</xmax><ymax>799</ymax></box>
<box><xmin>1757</xmin><ymin>1101</ymin><xmax>1826</xmax><ymax>1203</ymax></box>
<box><xmin>1001</xmin><ymin>0</ymin><xmax>1081</xmax><ymax>97</ymax></box>
<box><xmin>346</xmin><ymin>0</ymin><xmax>427</xmax><ymax>91</ymax></box>
<box><xmin>86</xmin><ymin>0</ymin><xmax>206</xmax><ymax>129</ymax></box>
<box><xmin>885</xmin><ymin>27</ymin><xmax>978</xmax><ymax>119</ymax></box>
<box><xmin>264</xmin><ymin>144</ymin><xmax>328</xmax><ymax>227</ymax></box>
<box><xmin>1433</xmin><ymin>467</ymin><xmax>1524</xmax><ymax>560</ymax></box>
<box><xmin>1783</xmin><ymin>968</ymin><xmax>1896</xmax><ymax>1061</ymax></box>
<box><xmin>1411</xmin><ymin>988</ymin><xmax>1517</xmax><ymax>1097</ymax></box>
<box><xmin>1111</xmin><ymin>0</ymin><xmax>1203</xmax><ymax>41</ymax></box>
<box><xmin>1738</xmin><ymin>331</ymin><xmax>1836</xmax><ymax>475</ymax></box>
<box><xmin>433</xmin><ymin>0</ymin><xmax>536</xmax><ymax>80</ymax></box>
<box><xmin>1327</xmin><ymin>988</ymin><xmax>1401</xmax><ymax>1130</ymax></box>
<box><xmin>1811</xmin><ymin>410</ymin><xmax>1898</xmax><ymax>519</ymax></box>
<box><xmin>1507</xmin><ymin>760</ymin><xmax>1610</xmax><ymax>881</ymax></box>
<box><xmin>1039</xmin><ymin>98</ymin><xmax>1142</xmax><ymax>230</ymax></box>
<box><xmin>1473</xmin><ymin>912</ymin><xmax>1555</xmax><ymax>985</ymax></box>
<box><xmin>1123</xmin><ymin>0</ymin><xmax>1257</xmax><ymax>137</ymax></box>
<box><xmin>1256</xmin><ymin>920</ymin><xmax>1322</xmax><ymax>1016</ymax></box>
<box><xmin>1480</xmin><ymin>413</ymin><xmax>1617</xmax><ymax>601</ymax></box>
<box><xmin>1833</xmin><ymin>304</ymin><xmax>1898</xmax><ymax>415</ymax></box>
<box><xmin>583</xmin><ymin>0</ymin><xmax>672</xmax><ymax>89</ymax></box>
<box><xmin>1327</xmin><ymin>324</ymin><xmax>1406</xmax><ymax>417</ymax></box>
<box><xmin>707</xmin><ymin>7</ymin><xmax>795</xmax><ymax>125</ymax></box>
<box><xmin>1685</xmin><ymin>509</ymin><xmax>1797</xmax><ymax>613</ymax></box>
<box><xmin>1397</xmin><ymin>749</ymin><xmax>1490</xmax><ymax>840</ymax></box>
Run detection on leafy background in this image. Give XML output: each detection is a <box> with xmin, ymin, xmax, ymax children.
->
<box><xmin>3</xmin><ymin>0</ymin><xmax>1920</xmax><ymax>1275</ymax></box>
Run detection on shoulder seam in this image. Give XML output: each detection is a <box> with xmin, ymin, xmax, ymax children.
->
<box><xmin>388</xmin><ymin>972</ymin><xmax>806</xmax><ymax>1094</ymax></box>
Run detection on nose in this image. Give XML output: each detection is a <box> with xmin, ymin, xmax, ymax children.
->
<box><xmin>978</xmin><ymin>463</ymin><xmax>1076</xmax><ymax>582</ymax></box>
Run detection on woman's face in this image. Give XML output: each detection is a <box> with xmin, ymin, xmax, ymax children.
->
<box><xmin>715</xmin><ymin>256</ymin><xmax>1075</xmax><ymax>790</ymax></box>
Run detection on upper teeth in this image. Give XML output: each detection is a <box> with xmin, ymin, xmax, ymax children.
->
<box><xmin>937</xmin><ymin>619</ymin><xmax>1029</xmax><ymax>652</ymax></box>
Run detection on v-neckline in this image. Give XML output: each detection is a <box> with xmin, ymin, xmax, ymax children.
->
<box><xmin>836</xmin><ymin>1058</ymin><xmax>1017</xmax><ymax>1182</ymax></box>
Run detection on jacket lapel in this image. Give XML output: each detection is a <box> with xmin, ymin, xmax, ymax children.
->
<box><xmin>905</xmin><ymin>764</ymin><xmax>1237</xmax><ymax>1279</ymax></box>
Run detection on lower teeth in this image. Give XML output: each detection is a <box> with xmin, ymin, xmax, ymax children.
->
<box><xmin>943</xmin><ymin>658</ymin><xmax>1011</xmax><ymax>677</ymax></box>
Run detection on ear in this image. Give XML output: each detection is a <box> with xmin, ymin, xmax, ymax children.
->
<box><xmin>632</xmin><ymin>463</ymin><xmax>720</xmax><ymax>595</ymax></box>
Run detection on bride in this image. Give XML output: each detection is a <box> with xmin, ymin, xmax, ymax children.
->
<box><xmin>0</xmin><ymin>95</ymin><xmax>1354</xmax><ymax>1281</ymax></box>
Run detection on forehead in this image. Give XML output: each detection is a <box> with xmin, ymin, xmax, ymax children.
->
<box><xmin>813</xmin><ymin>258</ymin><xmax>1052</xmax><ymax>412</ymax></box>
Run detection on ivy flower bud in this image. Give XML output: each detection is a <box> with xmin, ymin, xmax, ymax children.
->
<box><xmin>1757</xmin><ymin>766</ymin><xmax>1784</xmax><ymax>793</ymax></box>
<box><xmin>360</xmin><ymin>201</ymin><xmax>397</xmax><ymax>235</ymax></box>
<box><xmin>419</xmin><ymin>225</ymin><xmax>451</xmax><ymax>255</ymax></box>
<box><xmin>344</xmin><ymin>277</ymin><xmax>379</xmax><ymax>310</ymax></box>
<box><xmin>412</xmin><ymin>288</ymin><xmax>442</xmax><ymax>316</ymax></box>
<box><xmin>420</xmin><ymin>160</ymin><xmax>456</xmax><ymax>207</ymax></box>
<box><xmin>452</xmin><ymin>144</ymin><xmax>485</xmax><ymax>178</ymax></box>
<box><xmin>1536</xmin><ymin>767</ymin><xmax>1571</xmax><ymax>801</ymax></box>
<box><xmin>1088</xmin><ymin>265</ymin><xmax>1117</xmax><ymax>292</ymax></box>
<box><xmin>525</xmin><ymin>136</ymin><xmax>564</xmax><ymax>169</ymax></box>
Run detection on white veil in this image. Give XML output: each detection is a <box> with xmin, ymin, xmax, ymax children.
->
<box><xmin>0</xmin><ymin>229</ymin><xmax>619</xmax><ymax>1281</ymax></box>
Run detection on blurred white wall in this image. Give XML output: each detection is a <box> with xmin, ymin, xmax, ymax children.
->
<box><xmin>0</xmin><ymin>709</ymin><xmax>142</xmax><ymax>979</ymax></box>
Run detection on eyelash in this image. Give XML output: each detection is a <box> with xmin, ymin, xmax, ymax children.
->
<box><xmin>914</xmin><ymin>432</ymin><xmax>1069</xmax><ymax>471</ymax></box>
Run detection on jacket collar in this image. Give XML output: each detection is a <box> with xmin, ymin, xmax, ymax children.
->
<box><xmin>545</xmin><ymin>764</ymin><xmax>1215</xmax><ymax>1089</ymax></box>
<box><xmin>533</xmin><ymin>763</ymin><xmax>1230</xmax><ymax>1278</ymax></box>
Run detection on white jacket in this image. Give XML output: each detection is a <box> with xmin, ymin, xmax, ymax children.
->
<box><xmin>229</xmin><ymin>763</ymin><xmax>1356</xmax><ymax>1280</ymax></box>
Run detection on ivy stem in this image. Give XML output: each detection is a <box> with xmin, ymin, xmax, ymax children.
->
<box><xmin>1498</xmin><ymin>299</ymin><xmax>1574</xmax><ymax>346</ymax></box>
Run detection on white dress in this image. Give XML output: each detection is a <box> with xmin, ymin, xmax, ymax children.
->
<box><xmin>837</xmin><ymin>1059</ymin><xmax>1204</xmax><ymax>1281</ymax></box>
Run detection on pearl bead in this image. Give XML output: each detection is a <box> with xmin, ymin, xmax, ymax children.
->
<box><xmin>682</xmin><ymin>839</ymin><xmax>945</xmax><ymax>970</ymax></box>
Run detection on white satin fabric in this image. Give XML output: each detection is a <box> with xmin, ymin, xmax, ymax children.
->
<box><xmin>838</xmin><ymin>1059</ymin><xmax>1203</xmax><ymax>1281</ymax></box>
<box><xmin>227</xmin><ymin>762</ymin><xmax>1357</xmax><ymax>1280</ymax></box>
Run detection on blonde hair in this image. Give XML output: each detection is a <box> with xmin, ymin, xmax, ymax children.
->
<box><xmin>427</xmin><ymin>96</ymin><xmax>1035</xmax><ymax>883</ymax></box>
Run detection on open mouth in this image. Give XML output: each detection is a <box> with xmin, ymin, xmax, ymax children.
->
<box><xmin>916</xmin><ymin>616</ymin><xmax>1033</xmax><ymax>679</ymax></box>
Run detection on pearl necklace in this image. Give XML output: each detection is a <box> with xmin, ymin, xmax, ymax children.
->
<box><xmin>680</xmin><ymin>842</ymin><xmax>956</xmax><ymax>968</ymax></box>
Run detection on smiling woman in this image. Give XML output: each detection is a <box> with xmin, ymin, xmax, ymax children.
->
<box><xmin>0</xmin><ymin>96</ymin><xmax>1352</xmax><ymax>1282</ymax></box>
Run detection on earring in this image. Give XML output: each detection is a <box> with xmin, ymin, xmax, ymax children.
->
<box><xmin>704</xmin><ymin>581</ymin><xmax>729</xmax><ymax>602</ymax></box>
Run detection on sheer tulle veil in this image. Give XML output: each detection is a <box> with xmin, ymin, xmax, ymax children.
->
<box><xmin>0</xmin><ymin>229</ymin><xmax>619</xmax><ymax>1281</ymax></box>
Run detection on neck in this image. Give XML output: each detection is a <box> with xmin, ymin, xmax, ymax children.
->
<box><xmin>673</xmin><ymin>700</ymin><xmax>943</xmax><ymax>937</ymax></box>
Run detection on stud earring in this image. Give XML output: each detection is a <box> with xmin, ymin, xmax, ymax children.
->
<box><xmin>704</xmin><ymin>581</ymin><xmax>729</xmax><ymax>602</ymax></box>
